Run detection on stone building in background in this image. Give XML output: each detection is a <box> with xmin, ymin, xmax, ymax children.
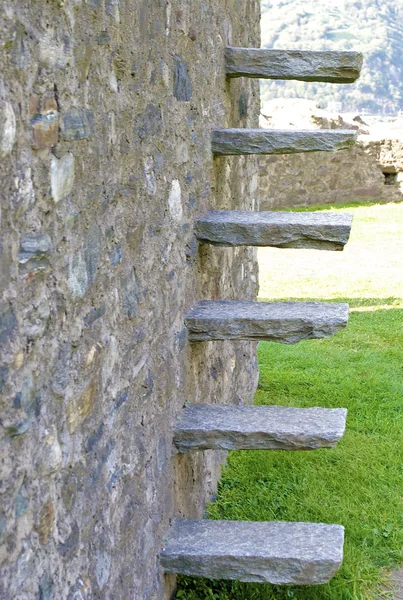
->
<box><xmin>0</xmin><ymin>1</ymin><xmax>260</xmax><ymax>598</ymax></box>
<box><xmin>259</xmin><ymin>99</ymin><xmax>403</xmax><ymax>210</ymax></box>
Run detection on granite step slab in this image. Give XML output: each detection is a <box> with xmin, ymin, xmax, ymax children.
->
<box><xmin>160</xmin><ymin>518</ymin><xmax>345</xmax><ymax>584</ymax></box>
<box><xmin>173</xmin><ymin>404</ymin><xmax>347</xmax><ymax>452</ymax></box>
<box><xmin>185</xmin><ymin>300</ymin><xmax>349</xmax><ymax>343</ymax></box>
<box><xmin>195</xmin><ymin>210</ymin><xmax>353</xmax><ymax>250</ymax></box>
<box><xmin>211</xmin><ymin>129</ymin><xmax>357</xmax><ymax>156</ymax></box>
<box><xmin>225</xmin><ymin>48</ymin><xmax>363</xmax><ymax>83</ymax></box>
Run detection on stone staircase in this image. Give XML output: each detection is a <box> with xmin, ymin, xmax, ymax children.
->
<box><xmin>195</xmin><ymin>210</ymin><xmax>353</xmax><ymax>250</ymax></box>
<box><xmin>173</xmin><ymin>404</ymin><xmax>347</xmax><ymax>453</ymax></box>
<box><xmin>212</xmin><ymin>128</ymin><xmax>357</xmax><ymax>155</ymax></box>
<box><xmin>185</xmin><ymin>300</ymin><xmax>348</xmax><ymax>343</ymax></box>
<box><xmin>160</xmin><ymin>46</ymin><xmax>363</xmax><ymax>588</ymax></box>
<box><xmin>160</xmin><ymin>519</ymin><xmax>344</xmax><ymax>585</ymax></box>
<box><xmin>224</xmin><ymin>48</ymin><xmax>363</xmax><ymax>83</ymax></box>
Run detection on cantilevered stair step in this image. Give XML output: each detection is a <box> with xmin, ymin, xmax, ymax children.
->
<box><xmin>211</xmin><ymin>128</ymin><xmax>357</xmax><ymax>156</ymax></box>
<box><xmin>174</xmin><ymin>404</ymin><xmax>347</xmax><ymax>452</ymax></box>
<box><xmin>225</xmin><ymin>48</ymin><xmax>363</xmax><ymax>83</ymax></box>
<box><xmin>195</xmin><ymin>210</ymin><xmax>353</xmax><ymax>250</ymax></box>
<box><xmin>185</xmin><ymin>300</ymin><xmax>349</xmax><ymax>343</ymax></box>
<box><xmin>160</xmin><ymin>518</ymin><xmax>345</xmax><ymax>584</ymax></box>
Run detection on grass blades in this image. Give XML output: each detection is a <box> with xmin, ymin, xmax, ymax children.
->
<box><xmin>176</xmin><ymin>202</ymin><xmax>403</xmax><ymax>600</ymax></box>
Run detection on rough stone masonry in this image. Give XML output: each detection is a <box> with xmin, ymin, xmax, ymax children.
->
<box><xmin>0</xmin><ymin>1</ymin><xmax>261</xmax><ymax>598</ymax></box>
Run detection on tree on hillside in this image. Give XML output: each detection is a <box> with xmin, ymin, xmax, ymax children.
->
<box><xmin>261</xmin><ymin>0</ymin><xmax>403</xmax><ymax>114</ymax></box>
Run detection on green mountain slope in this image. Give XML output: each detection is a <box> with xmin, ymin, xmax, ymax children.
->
<box><xmin>261</xmin><ymin>0</ymin><xmax>403</xmax><ymax>114</ymax></box>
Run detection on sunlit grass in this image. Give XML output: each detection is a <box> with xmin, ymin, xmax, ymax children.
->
<box><xmin>176</xmin><ymin>202</ymin><xmax>403</xmax><ymax>600</ymax></box>
<box><xmin>258</xmin><ymin>201</ymin><xmax>403</xmax><ymax>305</ymax></box>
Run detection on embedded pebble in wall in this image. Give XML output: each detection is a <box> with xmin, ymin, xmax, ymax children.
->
<box><xmin>96</xmin><ymin>550</ymin><xmax>112</xmax><ymax>590</ymax></box>
<box><xmin>39</xmin><ymin>31</ymin><xmax>72</xmax><ymax>69</ymax></box>
<box><xmin>0</xmin><ymin>366</ymin><xmax>9</xmax><ymax>391</ymax></box>
<box><xmin>121</xmin><ymin>269</ymin><xmax>140</xmax><ymax>318</ymax></box>
<box><xmin>50</xmin><ymin>153</ymin><xmax>75</xmax><ymax>202</ymax></box>
<box><xmin>168</xmin><ymin>179</ymin><xmax>183</xmax><ymax>222</ymax></box>
<box><xmin>19</xmin><ymin>233</ymin><xmax>53</xmax><ymax>274</ymax></box>
<box><xmin>68</xmin><ymin>251</ymin><xmax>87</xmax><ymax>299</ymax></box>
<box><xmin>13</xmin><ymin>166</ymin><xmax>35</xmax><ymax>214</ymax></box>
<box><xmin>134</xmin><ymin>104</ymin><xmax>163</xmax><ymax>141</ymax></box>
<box><xmin>66</xmin><ymin>378</ymin><xmax>97</xmax><ymax>434</ymax></box>
<box><xmin>14</xmin><ymin>486</ymin><xmax>28</xmax><ymax>519</ymax></box>
<box><xmin>74</xmin><ymin>42</ymin><xmax>93</xmax><ymax>83</ymax></box>
<box><xmin>30</xmin><ymin>92</ymin><xmax>59</xmax><ymax>149</ymax></box>
<box><xmin>96</xmin><ymin>30</ymin><xmax>111</xmax><ymax>45</ymax></box>
<box><xmin>67</xmin><ymin>575</ymin><xmax>92</xmax><ymax>599</ymax></box>
<box><xmin>0</xmin><ymin>301</ymin><xmax>18</xmax><ymax>346</ymax></box>
<box><xmin>23</xmin><ymin>296</ymin><xmax>51</xmax><ymax>340</ymax></box>
<box><xmin>36</xmin><ymin>429</ymin><xmax>62</xmax><ymax>476</ymax></box>
<box><xmin>57</xmin><ymin>521</ymin><xmax>80</xmax><ymax>560</ymax></box>
<box><xmin>84</xmin><ymin>304</ymin><xmax>106</xmax><ymax>328</ymax></box>
<box><xmin>84</xmin><ymin>225</ymin><xmax>102</xmax><ymax>286</ymax></box>
<box><xmin>0</xmin><ymin>97</ymin><xmax>16</xmax><ymax>157</ymax></box>
<box><xmin>61</xmin><ymin>109</ymin><xmax>95</xmax><ymax>141</ymax></box>
<box><xmin>144</xmin><ymin>157</ymin><xmax>157</xmax><ymax>195</ymax></box>
<box><xmin>11</xmin><ymin>23</ymin><xmax>30</xmax><ymax>70</ymax></box>
<box><xmin>110</xmin><ymin>245</ymin><xmax>122</xmax><ymax>266</ymax></box>
<box><xmin>38</xmin><ymin>573</ymin><xmax>54</xmax><ymax>600</ymax></box>
<box><xmin>68</xmin><ymin>225</ymin><xmax>101</xmax><ymax>299</ymax></box>
<box><xmin>13</xmin><ymin>350</ymin><xmax>24</xmax><ymax>369</ymax></box>
<box><xmin>106</xmin><ymin>0</ymin><xmax>120</xmax><ymax>23</ymax></box>
<box><xmin>160</xmin><ymin>61</ymin><xmax>170</xmax><ymax>89</ymax></box>
<box><xmin>173</xmin><ymin>57</ymin><xmax>192</xmax><ymax>101</ymax></box>
<box><xmin>36</xmin><ymin>501</ymin><xmax>55</xmax><ymax>545</ymax></box>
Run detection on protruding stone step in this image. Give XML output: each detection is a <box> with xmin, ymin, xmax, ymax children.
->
<box><xmin>160</xmin><ymin>518</ymin><xmax>345</xmax><ymax>584</ymax></box>
<box><xmin>211</xmin><ymin>129</ymin><xmax>357</xmax><ymax>156</ymax></box>
<box><xmin>173</xmin><ymin>404</ymin><xmax>347</xmax><ymax>452</ymax></box>
<box><xmin>185</xmin><ymin>301</ymin><xmax>349</xmax><ymax>343</ymax></box>
<box><xmin>225</xmin><ymin>48</ymin><xmax>363</xmax><ymax>83</ymax></box>
<box><xmin>195</xmin><ymin>210</ymin><xmax>353</xmax><ymax>250</ymax></box>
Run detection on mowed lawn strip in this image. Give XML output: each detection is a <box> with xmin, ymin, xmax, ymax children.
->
<box><xmin>176</xmin><ymin>202</ymin><xmax>403</xmax><ymax>600</ymax></box>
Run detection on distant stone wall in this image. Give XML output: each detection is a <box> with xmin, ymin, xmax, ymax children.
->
<box><xmin>259</xmin><ymin>137</ymin><xmax>403</xmax><ymax>210</ymax></box>
<box><xmin>0</xmin><ymin>2</ymin><xmax>260</xmax><ymax>599</ymax></box>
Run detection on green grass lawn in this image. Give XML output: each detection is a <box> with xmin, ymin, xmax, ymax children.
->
<box><xmin>176</xmin><ymin>202</ymin><xmax>403</xmax><ymax>600</ymax></box>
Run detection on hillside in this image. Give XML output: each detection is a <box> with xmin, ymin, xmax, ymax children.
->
<box><xmin>261</xmin><ymin>0</ymin><xmax>403</xmax><ymax>114</ymax></box>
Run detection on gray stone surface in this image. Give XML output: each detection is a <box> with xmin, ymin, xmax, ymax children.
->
<box><xmin>174</xmin><ymin>57</ymin><xmax>193</xmax><ymax>101</ymax></box>
<box><xmin>19</xmin><ymin>233</ymin><xmax>53</xmax><ymax>274</ymax></box>
<box><xmin>160</xmin><ymin>518</ymin><xmax>345</xmax><ymax>584</ymax></box>
<box><xmin>185</xmin><ymin>300</ymin><xmax>349</xmax><ymax>343</ymax></box>
<box><xmin>212</xmin><ymin>128</ymin><xmax>357</xmax><ymax>155</ymax></box>
<box><xmin>225</xmin><ymin>48</ymin><xmax>363</xmax><ymax>83</ymax></box>
<box><xmin>195</xmin><ymin>210</ymin><xmax>353</xmax><ymax>250</ymax></box>
<box><xmin>174</xmin><ymin>404</ymin><xmax>347</xmax><ymax>452</ymax></box>
<box><xmin>61</xmin><ymin>109</ymin><xmax>95</xmax><ymax>141</ymax></box>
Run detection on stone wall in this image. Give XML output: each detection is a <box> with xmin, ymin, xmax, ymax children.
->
<box><xmin>257</xmin><ymin>100</ymin><xmax>403</xmax><ymax>210</ymax></box>
<box><xmin>0</xmin><ymin>2</ymin><xmax>260</xmax><ymax>599</ymax></box>
<box><xmin>259</xmin><ymin>136</ymin><xmax>403</xmax><ymax>211</ymax></box>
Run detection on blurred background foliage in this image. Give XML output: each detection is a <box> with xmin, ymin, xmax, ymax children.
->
<box><xmin>261</xmin><ymin>0</ymin><xmax>403</xmax><ymax>115</ymax></box>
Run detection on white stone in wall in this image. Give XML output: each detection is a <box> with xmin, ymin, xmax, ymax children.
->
<box><xmin>50</xmin><ymin>153</ymin><xmax>75</xmax><ymax>202</ymax></box>
<box><xmin>68</xmin><ymin>250</ymin><xmax>88</xmax><ymax>299</ymax></box>
<box><xmin>0</xmin><ymin>99</ymin><xmax>16</xmax><ymax>157</ymax></box>
<box><xmin>144</xmin><ymin>157</ymin><xmax>157</xmax><ymax>196</ymax></box>
<box><xmin>168</xmin><ymin>179</ymin><xmax>183</xmax><ymax>222</ymax></box>
<box><xmin>39</xmin><ymin>30</ymin><xmax>72</xmax><ymax>69</ymax></box>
